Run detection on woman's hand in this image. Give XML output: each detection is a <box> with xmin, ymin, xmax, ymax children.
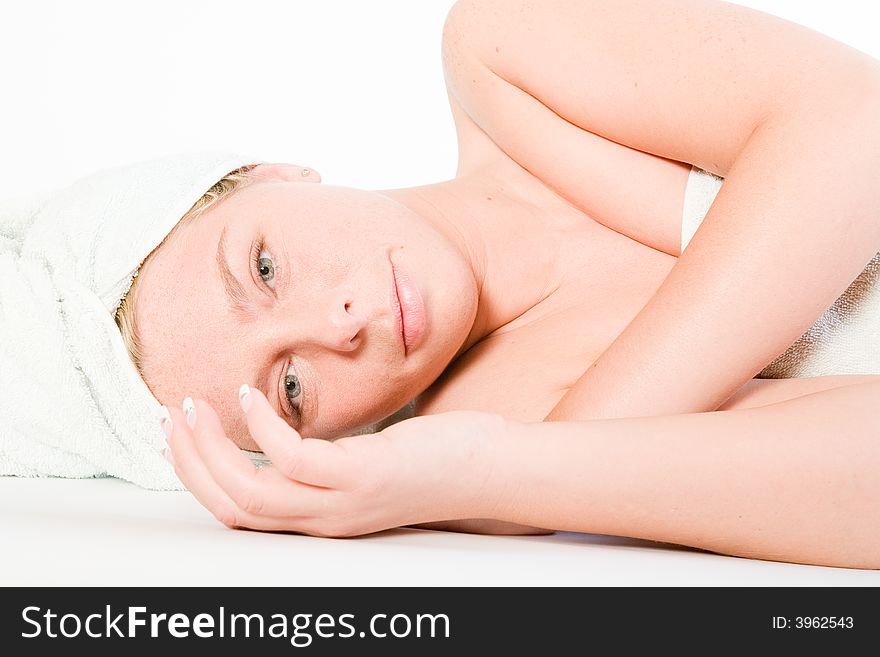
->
<box><xmin>161</xmin><ymin>386</ymin><xmax>526</xmax><ymax>537</ymax></box>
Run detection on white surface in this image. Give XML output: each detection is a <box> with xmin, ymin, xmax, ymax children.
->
<box><xmin>1</xmin><ymin>477</ymin><xmax>877</xmax><ymax>586</ymax></box>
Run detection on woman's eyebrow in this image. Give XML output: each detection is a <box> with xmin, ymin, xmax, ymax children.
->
<box><xmin>216</xmin><ymin>223</ymin><xmax>281</xmax><ymax>421</ymax></box>
<box><xmin>215</xmin><ymin>224</ymin><xmax>254</xmax><ymax>322</ymax></box>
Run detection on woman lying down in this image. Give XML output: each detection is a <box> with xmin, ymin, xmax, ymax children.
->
<box><xmin>17</xmin><ymin>0</ymin><xmax>880</xmax><ymax>569</ymax></box>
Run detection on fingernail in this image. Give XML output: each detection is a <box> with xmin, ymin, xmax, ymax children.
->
<box><xmin>239</xmin><ymin>384</ymin><xmax>252</xmax><ymax>413</ymax></box>
<box><xmin>162</xmin><ymin>447</ymin><xmax>175</xmax><ymax>466</ymax></box>
<box><xmin>157</xmin><ymin>405</ymin><xmax>172</xmax><ymax>449</ymax></box>
<box><xmin>183</xmin><ymin>397</ymin><xmax>197</xmax><ymax>430</ymax></box>
<box><xmin>156</xmin><ymin>406</ymin><xmax>174</xmax><ymax>452</ymax></box>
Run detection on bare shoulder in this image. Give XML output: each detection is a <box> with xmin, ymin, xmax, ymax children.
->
<box><xmin>441</xmin><ymin>0</ymin><xmax>693</xmax><ymax>255</ymax></box>
<box><xmin>441</xmin><ymin>0</ymin><xmax>880</xmax><ymax>256</ymax></box>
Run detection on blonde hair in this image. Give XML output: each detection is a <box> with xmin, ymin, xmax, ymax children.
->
<box><xmin>114</xmin><ymin>164</ymin><xmax>260</xmax><ymax>372</ymax></box>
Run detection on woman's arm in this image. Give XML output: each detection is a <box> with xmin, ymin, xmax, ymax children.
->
<box><xmin>547</xmin><ymin>85</ymin><xmax>880</xmax><ymax>421</ymax></box>
<box><xmin>163</xmin><ymin>381</ymin><xmax>879</xmax><ymax>566</ymax></box>
<box><xmin>444</xmin><ymin>0</ymin><xmax>880</xmax><ymax>420</ymax></box>
<box><xmin>485</xmin><ymin>381</ymin><xmax>880</xmax><ymax>569</ymax></box>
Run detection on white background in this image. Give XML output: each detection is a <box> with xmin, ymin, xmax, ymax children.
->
<box><xmin>1</xmin><ymin>0</ymin><xmax>879</xmax><ymax>198</ymax></box>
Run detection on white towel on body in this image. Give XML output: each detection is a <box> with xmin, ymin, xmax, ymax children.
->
<box><xmin>682</xmin><ymin>165</ymin><xmax>880</xmax><ymax>378</ymax></box>
<box><xmin>0</xmin><ymin>151</ymin><xmax>260</xmax><ymax>490</ymax></box>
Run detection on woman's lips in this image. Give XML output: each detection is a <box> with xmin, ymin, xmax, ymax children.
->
<box><xmin>390</xmin><ymin>259</ymin><xmax>426</xmax><ymax>356</ymax></box>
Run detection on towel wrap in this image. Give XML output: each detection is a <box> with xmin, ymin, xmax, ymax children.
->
<box><xmin>1</xmin><ymin>152</ymin><xmax>260</xmax><ymax>489</ymax></box>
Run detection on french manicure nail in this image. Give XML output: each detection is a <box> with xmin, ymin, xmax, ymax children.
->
<box><xmin>159</xmin><ymin>405</ymin><xmax>173</xmax><ymax>436</ymax></box>
<box><xmin>239</xmin><ymin>384</ymin><xmax>252</xmax><ymax>413</ymax></box>
<box><xmin>183</xmin><ymin>397</ymin><xmax>196</xmax><ymax>430</ymax></box>
<box><xmin>162</xmin><ymin>447</ymin><xmax>175</xmax><ymax>466</ymax></box>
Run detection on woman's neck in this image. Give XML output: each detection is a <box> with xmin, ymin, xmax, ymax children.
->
<box><xmin>374</xmin><ymin>168</ymin><xmax>583</xmax><ymax>360</ymax></box>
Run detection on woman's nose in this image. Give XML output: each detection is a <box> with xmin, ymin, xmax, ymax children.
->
<box><xmin>262</xmin><ymin>285</ymin><xmax>371</xmax><ymax>354</ymax></box>
<box><xmin>302</xmin><ymin>291</ymin><xmax>368</xmax><ymax>352</ymax></box>
<box><xmin>319</xmin><ymin>297</ymin><xmax>367</xmax><ymax>351</ymax></box>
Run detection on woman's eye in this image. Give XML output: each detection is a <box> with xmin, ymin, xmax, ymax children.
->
<box><xmin>252</xmin><ymin>243</ymin><xmax>277</xmax><ymax>289</ymax></box>
<box><xmin>284</xmin><ymin>361</ymin><xmax>304</xmax><ymax>419</ymax></box>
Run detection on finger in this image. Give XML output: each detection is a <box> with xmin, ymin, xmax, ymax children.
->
<box><xmin>164</xmin><ymin>405</ymin><xmax>316</xmax><ymax>532</ymax></box>
<box><xmin>240</xmin><ymin>384</ymin><xmax>355</xmax><ymax>489</ymax></box>
<box><xmin>187</xmin><ymin>397</ymin><xmax>338</xmax><ymax>518</ymax></box>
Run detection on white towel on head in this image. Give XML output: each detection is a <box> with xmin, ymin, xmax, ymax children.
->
<box><xmin>0</xmin><ymin>151</ymin><xmax>260</xmax><ymax>489</ymax></box>
<box><xmin>682</xmin><ymin>165</ymin><xmax>880</xmax><ymax>378</ymax></box>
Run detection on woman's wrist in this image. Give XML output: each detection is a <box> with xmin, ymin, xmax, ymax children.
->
<box><xmin>381</xmin><ymin>410</ymin><xmax>518</xmax><ymax>525</ymax></box>
<box><xmin>417</xmin><ymin>410</ymin><xmax>524</xmax><ymax>522</ymax></box>
<box><xmin>465</xmin><ymin>413</ymin><xmax>531</xmax><ymax>522</ymax></box>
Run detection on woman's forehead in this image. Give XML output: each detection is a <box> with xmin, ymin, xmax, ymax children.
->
<box><xmin>135</xmin><ymin>224</ymin><xmax>233</xmax><ymax>359</ymax></box>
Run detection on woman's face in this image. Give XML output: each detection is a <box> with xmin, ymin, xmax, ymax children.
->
<box><xmin>134</xmin><ymin>165</ymin><xmax>479</xmax><ymax>449</ymax></box>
